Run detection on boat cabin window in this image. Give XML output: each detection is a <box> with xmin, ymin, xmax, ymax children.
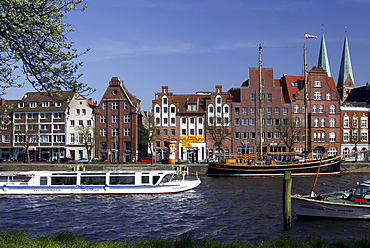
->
<box><xmin>51</xmin><ymin>176</ymin><xmax>76</xmax><ymax>185</ymax></box>
<box><xmin>160</xmin><ymin>174</ymin><xmax>173</xmax><ymax>184</ymax></box>
<box><xmin>352</xmin><ymin>185</ymin><xmax>370</xmax><ymax>200</ymax></box>
<box><xmin>153</xmin><ymin>176</ymin><xmax>160</xmax><ymax>185</ymax></box>
<box><xmin>141</xmin><ymin>176</ymin><xmax>149</xmax><ymax>184</ymax></box>
<box><xmin>81</xmin><ymin>176</ymin><xmax>106</xmax><ymax>185</ymax></box>
<box><xmin>40</xmin><ymin>176</ymin><xmax>47</xmax><ymax>185</ymax></box>
<box><xmin>0</xmin><ymin>175</ymin><xmax>31</xmax><ymax>183</ymax></box>
<box><xmin>109</xmin><ymin>176</ymin><xmax>135</xmax><ymax>185</ymax></box>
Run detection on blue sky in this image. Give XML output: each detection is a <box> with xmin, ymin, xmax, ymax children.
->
<box><xmin>6</xmin><ymin>0</ymin><xmax>370</xmax><ymax>110</ymax></box>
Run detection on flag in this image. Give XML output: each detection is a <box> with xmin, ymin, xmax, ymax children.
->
<box><xmin>305</xmin><ymin>34</ymin><xmax>318</xmax><ymax>39</ymax></box>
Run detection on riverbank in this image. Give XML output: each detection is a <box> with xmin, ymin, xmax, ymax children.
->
<box><xmin>2</xmin><ymin>230</ymin><xmax>370</xmax><ymax>248</ymax></box>
<box><xmin>0</xmin><ymin>162</ymin><xmax>369</xmax><ymax>175</ymax></box>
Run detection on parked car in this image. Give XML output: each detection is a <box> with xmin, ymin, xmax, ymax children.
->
<box><xmin>139</xmin><ymin>157</ymin><xmax>156</xmax><ymax>163</ymax></box>
<box><xmin>75</xmin><ymin>158</ymin><xmax>89</xmax><ymax>163</ymax></box>
<box><xmin>93</xmin><ymin>159</ymin><xmax>110</xmax><ymax>163</ymax></box>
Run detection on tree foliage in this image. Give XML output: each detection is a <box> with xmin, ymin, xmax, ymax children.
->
<box><xmin>0</xmin><ymin>0</ymin><xmax>94</xmax><ymax>97</ymax></box>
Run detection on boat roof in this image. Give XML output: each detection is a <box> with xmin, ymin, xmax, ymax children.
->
<box><xmin>0</xmin><ymin>170</ymin><xmax>178</xmax><ymax>176</ymax></box>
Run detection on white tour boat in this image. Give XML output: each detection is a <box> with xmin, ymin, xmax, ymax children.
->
<box><xmin>292</xmin><ymin>180</ymin><xmax>370</xmax><ymax>219</ymax></box>
<box><xmin>0</xmin><ymin>170</ymin><xmax>201</xmax><ymax>195</ymax></box>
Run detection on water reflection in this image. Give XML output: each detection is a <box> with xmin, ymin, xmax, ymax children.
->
<box><xmin>1</xmin><ymin>173</ymin><xmax>370</xmax><ymax>242</ymax></box>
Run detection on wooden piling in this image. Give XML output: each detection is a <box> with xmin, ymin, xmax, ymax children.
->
<box><xmin>283</xmin><ymin>171</ymin><xmax>292</xmax><ymax>231</ymax></box>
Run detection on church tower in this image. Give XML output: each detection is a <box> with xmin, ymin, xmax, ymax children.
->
<box><xmin>317</xmin><ymin>33</ymin><xmax>331</xmax><ymax>77</ymax></box>
<box><xmin>337</xmin><ymin>35</ymin><xmax>355</xmax><ymax>101</ymax></box>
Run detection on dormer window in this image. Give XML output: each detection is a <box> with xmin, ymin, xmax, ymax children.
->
<box><xmin>314</xmin><ymin>81</ymin><xmax>322</xmax><ymax>87</ymax></box>
<box><xmin>187</xmin><ymin>103</ymin><xmax>197</xmax><ymax>111</ymax></box>
<box><xmin>18</xmin><ymin>102</ymin><xmax>24</xmax><ymax>108</ymax></box>
<box><xmin>55</xmin><ymin>101</ymin><xmax>61</xmax><ymax>107</ymax></box>
<box><xmin>42</xmin><ymin>101</ymin><xmax>50</xmax><ymax>107</ymax></box>
<box><xmin>29</xmin><ymin>102</ymin><xmax>37</xmax><ymax>108</ymax></box>
<box><xmin>291</xmin><ymin>81</ymin><xmax>298</xmax><ymax>87</ymax></box>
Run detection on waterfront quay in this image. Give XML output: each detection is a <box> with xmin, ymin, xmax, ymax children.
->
<box><xmin>0</xmin><ymin>162</ymin><xmax>369</xmax><ymax>175</ymax></box>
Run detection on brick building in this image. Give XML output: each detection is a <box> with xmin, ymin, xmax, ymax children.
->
<box><xmin>95</xmin><ymin>77</ymin><xmax>141</xmax><ymax>162</ymax></box>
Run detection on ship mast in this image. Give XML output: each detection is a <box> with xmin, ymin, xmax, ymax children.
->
<box><xmin>258</xmin><ymin>44</ymin><xmax>263</xmax><ymax>160</ymax></box>
<box><xmin>304</xmin><ymin>44</ymin><xmax>309</xmax><ymax>158</ymax></box>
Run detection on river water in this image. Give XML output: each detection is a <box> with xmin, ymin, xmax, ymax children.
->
<box><xmin>1</xmin><ymin>173</ymin><xmax>370</xmax><ymax>242</ymax></box>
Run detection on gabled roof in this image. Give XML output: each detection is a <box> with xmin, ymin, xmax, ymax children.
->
<box><xmin>282</xmin><ymin>75</ymin><xmax>303</xmax><ymax>102</ymax></box>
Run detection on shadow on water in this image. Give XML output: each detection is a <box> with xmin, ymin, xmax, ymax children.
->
<box><xmin>1</xmin><ymin>173</ymin><xmax>370</xmax><ymax>242</ymax></box>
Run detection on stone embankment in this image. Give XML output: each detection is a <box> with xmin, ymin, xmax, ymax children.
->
<box><xmin>0</xmin><ymin>162</ymin><xmax>369</xmax><ymax>175</ymax></box>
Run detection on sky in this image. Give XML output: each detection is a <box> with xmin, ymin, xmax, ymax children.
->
<box><xmin>6</xmin><ymin>0</ymin><xmax>370</xmax><ymax>111</ymax></box>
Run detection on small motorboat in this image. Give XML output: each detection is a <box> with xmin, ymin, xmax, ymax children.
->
<box><xmin>0</xmin><ymin>170</ymin><xmax>201</xmax><ymax>195</ymax></box>
<box><xmin>292</xmin><ymin>180</ymin><xmax>370</xmax><ymax>219</ymax></box>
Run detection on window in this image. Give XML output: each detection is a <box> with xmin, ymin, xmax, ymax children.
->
<box><xmin>70</xmin><ymin>133</ymin><xmax>75</xmax><ymax>143</ymax></box>
<box><xmin>235</xmin><ymin>107</ymin><xmax>240</xmax><ymax>115</ymax></box>
<box><xmin>267</xmin><ymin>107</ymin><xmax>272</xmax><ymax>115</ymax></box>
<box><xmin>53</xmin><ymin>124</ymin><xmax>61</xmax><ymax>130</ymax></box>
<box><xmin>1</xmin><ymin>125</ymin><xmax>7</xmax><ymax>130</ymax></box>
<box><xmin>42</xmin><ymin>101</ymin><xmax>50</xmax><ymax>107</ymax></box>
<box><xmin>78</xmin><ymin>120</ymin><xmax>83</xmax><ymax>126</ymax></box>
<box><xmin>209</xmin><ymin>106</ymin><xmax>214</xmax><ymax>113</ymax></box>
<box><xmin>70</xmin><ymin>120</ymin><xmax>75</xmax><ymax>126</ymax></box>
<box><xmin>187</xmin><ymin>103</ymin><xmax>198</xmax><ymax>111</ymax></box>
<box><xmin>100</xmin><ymin>115</ymin><xmax>106</xmax><ymax>123</ymax></box>
<box><xmin>123</xmin><ymin>115</ymin><xmax>130</xmax><ymax>123</ymax></box>
<box><xmin>82</xmin><ymin>109</ymin><xmax>86</xmax><ymax>115</ymax></box>
<box><xmin>294</xmin><ymin>105</ymin><xmax>299</xmax><ymax>113</ymax></box>
<box><xmin>251</xmin><ymin>93</ymin><xmax>256</xmax><ymax>102</ymax></box>
<box><xmin>163</xmin><ymin>107</ymin><xmax>168</xmax><ymax>113</ymax></box>
<box><xmin>353</xmin><ymin>118</ymin><xmax>358</xmax><ymax>128</ymax></box>
<box><xmin>251</xmin><ymin>107</ymin><xmax>256</xmax><ymax>115</ymax></box>
<box><xmin>216</xmin><ymin>97</ymin><xmax>221</xmax><ymax>104</ymax></box>
<box><xmin>182</xmin><ymin>129</ymin><xmax>186</xmax><ymax>135</ymax></box>
<box><xmin>163</xmin><ymin>97</ymin><xmax>168</xmax><ymax>105</ymax></box>
<box><xmin>330</xmin><ymin>105</ymin><xmax>336</xmax><ymax>114</ymax></box>
<box><xmin>112</xmin><ymin>102</ymin><xmax>118</xmax><ymax>110</ymax></box>
<box><xmin>267</xmin><ymin>93</ymin><xmax>272</xmax><ymax>102</ymax></box>
<box><xmin>55</xmin><ymin>101</ymin><xmax>62</xmax><ymax>107</ymax></box>
<box><xmin>283</xmin><ymin>107</ymin><xmax>288</xmax><ymax>115</ymax></box>
<box><xmin>190</xmin><ymin>118</ymin><xmax>195</xmax><ymax>124</ymax></box>
<box><xmin>163</xmin><ymin>129</ymin><xmax>168</xmax><ymax>136</ymax></box>
<box><xmin>314</xmin><ymin>81</ymin><xmax>322</xmax><ymax>87</ymax></box>
<box><xmin>242</xmin><ymin>118</ymin><xmax>248</xmax><ymax>125</ymax></box>
<box><xmin>321</xmin><ymin>118</ymin><xmax>326</xmax><ymax>127</ymax></box>
<box><xmin>314</xmin><ymin>132</ymin><xmax>326</xmax><ymax>142</ymax></box>
<box><xmin>361</xmin><ymin>132</ymin><xmax>368</xmax><ymax>142</ymax></box>
<box><xmin>76</xmin><ymin>109</ymin><xmax>80</xmax><ymax>115</ymax></box>
<box><xmin>29</xmin><ymin>102</ymin><xmax>37</xmax><ymax>108</ymax></box>
<box><xmin>53</xmin><ymin>113</ymin><xmax>61</xmax><ymax>119</ymax></box>
<box><xmin>112</xmin><ymin>115</ymin><xmax>118</xmax><ymax>123</ymax></box>
<box><xmin>102</xmin><ymin>102</ymin><xmax>106</xmax><ymax>110</ymax></box>
<box><xmin>235</xmin><ymin>132</ymin><xmax>240</xmax><ymax>139</ymax></box>
<box><xmin>171</xmin><ymin>106</ymin><xmax>176</xmax><ymax>113</ymax></box>
<box><xmin>330</xmin><ymin>118</ymin><xmax>336</xmax><ymax>127</ymax></box>
<box><xmin>100</xmin><ymin>128</ymin><xmax>106</xmax><ymax>137</ymax></box>
<box><xmin>171</xmin><ymin>129</ymin><xmax>175</xmax><ymax>136</ymax></box>
<box><xmin>181</xmin><ymin>118</ymin><xmax>186</xmax><ymax>124</ymax></box>
<box><xmin>361</xmin><ymin>119</ymin><xmax>368</xmax><ymax>128</ymax></box>
<box><xmin>40</xmin><ymin>113</ymin><xmax>47</xmax><ymax>119</ymax></box>
<box><xmin>343</xmin><ymin>118</ymin><xmax>349</xmax><ymax>128</ymax></box>
<box><xmin>124</xmin><ymin>102</ymin><xmax>128</xmax><ymax>109</ymax></box>
<box><xmin>27</xmin><ymin>113</ymin><xmax>35</xmax><ymax>119</ymax></box>
<box><xmin>198</xmin><ymin>129</ymin><xmax>203</xmax><ymax>136</ymax></box>
<box><xmin>314</xmin><ymin>92</ymin><xmax>322</xmax><ymax>100</ymax></box>
<box><xmin>275</xmin><ymin>107</ymin><xmax>280</xmax><ymax>115</ymax></box>
<box><xmin>124</xmin><ymin>128</ymin><xmax>130</xmax><ymax>136</ymax></box>
<box><xmin>312</xmin><ymin>105</ymin><xmax>317</xmax><ymax>113</ymax></box>
<box><xmin>235</xmin><ymin>118</ymin><xmax>240</xmax><ymax>125</ymax></box>
<box><xmin>216</xmin><ymin>106</ymin><xmax>221</xmax><ymax>113</ymax></box>
<box><xmin>171</xmin><ymin>117</ymin><xmax>175</xmax><ymax>124</ymax></box>
<box><xmin>112</xmin><ymin>128</ymin><xmax>118</xmax><ymax>136</ymax></box>
<box><xmin>155</xmin><ymin>106</ymin><xmax>160</xmax><ymax>113</ymax></box>
<box><xmin>243</xmin><ymin>107</ymin><xmax>247</xmax><ymax>115</ymax></box>
<box><xmin>18</xmin><ymin>102</ymin><xmax>24</xmax><ymax>108</ymax></box>
<box><xmin>326</xmin><ymin>93</ymin><xmax>332</xmax><ymax>100</ymax></box>
<box><xmin>163</xmin><ymin>118</ymin><xmax>168</xmax><ymax>124</ymax></box>
<box><xmin>314</xmin><ymin>118</ymin><xmax>319</xmax><ymax>127</ymax></box>
<box><xmin>87</xmin><ymin>120</ymin><xmax>91</xmax><ymax>126</ymax></box>
<box><xmin>190</xmin><ymin>129</ymin><xmax>195</xmax><ymax>135</ymax></box>
<box><xmin>198</xmin><ymin>117</ymin><xmax>203</xmax><ymax>124</ymax></box>
<box><xmin>319</xmin><ymin>105</ymin><xmax>324</xmax><ymax>113</ymax></box>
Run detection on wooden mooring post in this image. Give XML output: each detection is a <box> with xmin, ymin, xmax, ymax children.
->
<box><xmin>283</xmin><ymin>171</ymin><xmax>292</xmax><ymax>231</ymax></box>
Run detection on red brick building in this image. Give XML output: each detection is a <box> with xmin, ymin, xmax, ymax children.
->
<box><xmin>95</xmin><ymin>77</ymin><xmax>141</xmax><ymax>162</ymax></box>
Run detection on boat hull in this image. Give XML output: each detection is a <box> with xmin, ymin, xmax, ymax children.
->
<box><xmin>206</xmin><ymin>158</ymin><xmax>341</xmax><ymax>177</ymax></box>
<box><xmin>291</xmin><ymin>195</ymin><xmax>370</xmax><ymax>219</ymax></box>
